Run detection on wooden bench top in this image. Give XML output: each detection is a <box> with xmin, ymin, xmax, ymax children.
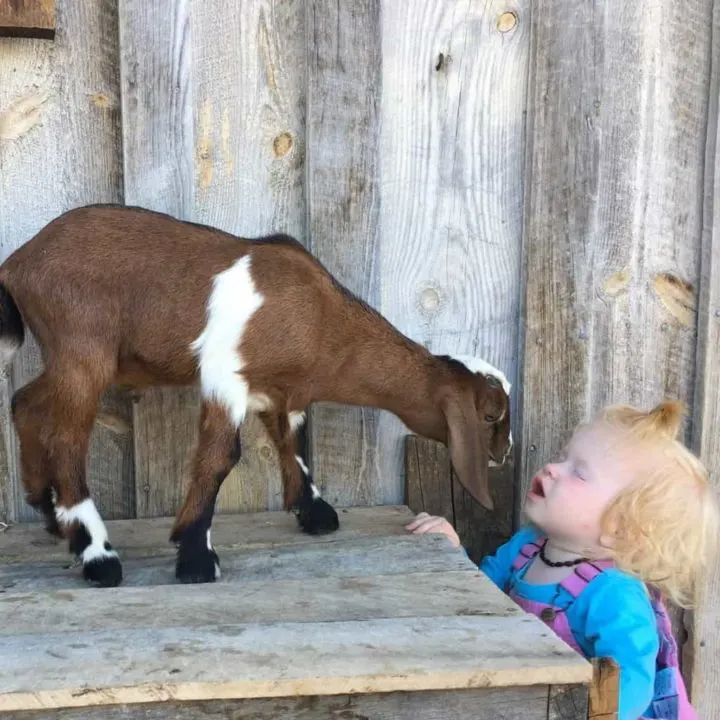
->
<box><xmin>0</xmin><ymin>505</ymin><xmax>592</xmax><ymax>713</ymax></box>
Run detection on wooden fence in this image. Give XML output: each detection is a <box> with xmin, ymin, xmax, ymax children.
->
<box><xmin>0</xmin><ymin>0</ymin><xmax>718</xmax><ymax>715</ymax></box>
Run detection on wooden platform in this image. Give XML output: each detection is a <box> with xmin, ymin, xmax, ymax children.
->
<box><xmin>0</xmin><ymin>505</ymin><xmax>592</xmax><ymax>718</ymax></box>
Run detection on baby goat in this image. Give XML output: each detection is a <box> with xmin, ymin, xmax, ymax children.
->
<box><xmin>0</xmin><ymin>205</ymin><xmax>512</xmax><ymax>587</ymax></box>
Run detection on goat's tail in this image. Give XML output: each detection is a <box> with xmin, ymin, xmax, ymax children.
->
<box><xmin>0</xmin><ymin>283</ymin><xmax>24</xmax><ymax>368</ymax></box>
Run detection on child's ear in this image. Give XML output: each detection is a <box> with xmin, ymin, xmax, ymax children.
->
<box><xmin>599</xmin><ymin>533</ymin><xmax>617</xmax><ymax>549</ymax></box>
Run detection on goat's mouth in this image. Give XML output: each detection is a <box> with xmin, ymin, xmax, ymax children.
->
<box><xmin>528</xmin><ymin>475</ymin><xmax>545</xmax><ymax>499</ymax></box>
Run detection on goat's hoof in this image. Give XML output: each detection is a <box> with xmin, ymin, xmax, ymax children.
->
<box><xmin>175</xmin><ymin>544</ymin><xmax>221</xmax><ymax>584</ymax></box>
<box><xmin>298</xmin><ymin>498</ymin><xmax>340</xmax><ymax>535</ymax></box>
<box><xmin>83</xmin><ymin>554</ymin><xmax>123</xmax><ymax>588</ymax></box>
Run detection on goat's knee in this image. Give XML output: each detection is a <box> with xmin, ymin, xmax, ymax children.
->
<box><xmin>170</xmin><ymin>402</ymin><xmax>239</xmax><ymax>584</ymax></box>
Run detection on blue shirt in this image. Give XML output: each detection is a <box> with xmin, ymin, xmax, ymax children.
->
<box><xmin>478</xmin><ymin>526</ymin><xmax>659</xmax><ymax>720</ymax></box>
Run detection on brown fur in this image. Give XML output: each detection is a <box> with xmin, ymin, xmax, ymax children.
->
<box><xmin>0</xmin><ymin>204</ymin><xmax>511</xmax><ymax>573</ymax></box>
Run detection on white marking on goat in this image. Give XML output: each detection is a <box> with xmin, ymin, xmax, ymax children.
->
<box><xmin>295</xmin><ymin>454</ymin><xmax>321</xmax><ymax>498</ymax></box>
<box><xmin>452</xmin><ymin>354</ymin><xmax>513</xmax><ymax>448</ymax></box>
<box><xmin>452</xmin><ymin>354</ymin><xmax>512</xmax><ymax>396</ymax></box>
<box><xmin>55</xmin><ymin>498</ymin><xmax>117</xmax><ymax>565</ymax></box>
<box><xmin>289</xmin><ymin>411</ymin><xmax>306</xmax><ymax>432</ymax></box>
<box><xmin>190</xmin><ymin>255</ymin><xmax>264</xmax><ymax>428</ymax></box>
<box><xmin>206</xmin><ymin>528</ymin><xmax>220</xmax><ymax>579</ymax></box>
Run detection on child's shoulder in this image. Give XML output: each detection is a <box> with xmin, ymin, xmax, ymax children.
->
<box><xmin>576</xmin><ymin>565</ymin><xmax>654</xmax><ymax>617</ymax></box>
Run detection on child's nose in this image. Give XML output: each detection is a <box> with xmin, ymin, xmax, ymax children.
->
<box><xmin>544</xmin><ymin>462</ymin><xmax>562</xmax><ymax>478</ymax></box>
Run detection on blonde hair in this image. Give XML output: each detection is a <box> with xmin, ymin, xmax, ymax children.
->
<box><xmin>591</xmin><ymin>400</ymin><xmax>719</xmax><ymax>608</ymax></box>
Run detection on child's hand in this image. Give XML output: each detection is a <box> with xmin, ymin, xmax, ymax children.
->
<box><xmin>405</xmin><ymin>512</ymin><xmax>461</xmax><ymax>548</ymax></box>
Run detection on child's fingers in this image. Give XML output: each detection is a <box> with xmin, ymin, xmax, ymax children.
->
<box><xmin>410</xmin><ymin>516</ymin><xmax>448</xmax><ymax>534</ymax></box>
<box><xmin>404</xmin><ymin>512</ymin><xmax>431</xmax><ymax>530</ymax></box>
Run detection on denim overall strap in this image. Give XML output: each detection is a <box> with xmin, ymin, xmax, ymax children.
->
<box><xmin>640</xmin><ymin>588</ymin><xmax>699</xmax><ymax>720</ymax></box>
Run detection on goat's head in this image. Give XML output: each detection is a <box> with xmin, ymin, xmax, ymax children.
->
<box><xmin>438</xmin><ymin>355</ymin><xmax>513</xmax><ymax>511</ymax></box>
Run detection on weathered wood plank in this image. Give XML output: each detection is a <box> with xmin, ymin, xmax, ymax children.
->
<box><xmin>306</xmin><ymin>0</ymin><xmax>383</xmax><ymax>507</ymax></box>
<box><xmin>0</xmin><ymin>615</ymin><xmax>591</xmax><ymax>713</ymax></box>
<box><xmin>118</xmin><ymin>0</ymin><xmax>197</xmax><ymax>518</ymax></box>
<box><xmin>0</xmin><ymin>569</ymin><xmax>520</xmax><ymax>635</ymax></box>
<box><xmin>0</xmin><ymin>0</ymin><xmax>133</xmax><ymax>522</ymax></box>
<box><xmin>0</xmin><ymin>505</ymin><xmax>414</xmax><ymax>561</ymax></box>
<box><xmin>10</xmin><ymin>686</ymin><xmax>551</xmax><ymax>720</ymax></box>
<box><xmin>549</xmin><ymin>684</ymin><xmax>590</xmax><ymax>720</ymax></box>
<box><xmin>377</xmin><ymin>0</ymin><xmax>528</xmax><ymax>507</ymax></box>
<box><xmin>0</xmin><ymin>534</ymin><xmax>476</xmax><ymax>590</ymax></box>
<box><xmin>0</xmin><ymin>0</ymin><xmax>55</xmax><ymax>39</ymax></box>
<box><xmin>190</xmin><ymin>0</ymin><xmax>307</xmax><ymax>512</ymax></box>
<box><xmin>520</xmin><ymin>0</ymin><xmax>711</xmax><ymax>661</ymax></box>
<box><xmin>404</xmin><ymin>435</ymin><xmax>454</xmax><ymax>522</ymax></box>
<box><xmin>588</xmin><ymin>658</ymin><xmax>620</xmax><ymax>720</ymax></box>
<box><xmin>688</xmin><ymin>1</ymin><xmax>720</xmax><ymax>715</ymax></box>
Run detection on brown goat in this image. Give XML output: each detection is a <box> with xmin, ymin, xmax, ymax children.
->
<box><xmin>0</xmin><ymin>205</ymin><xmax>512</xmax><ymax>586</ymax></box>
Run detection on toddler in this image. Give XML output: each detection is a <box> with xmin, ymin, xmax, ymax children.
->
<box><xmin>406</xmin><ymin>401</ymin><xmax>718</xmax><ymax>720</ymax></box>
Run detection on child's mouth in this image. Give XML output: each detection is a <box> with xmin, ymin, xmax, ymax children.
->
<box><xmin>529</xmin><ymin>476</ymin><xmax>545</xmax><ymax>499</ymax></box>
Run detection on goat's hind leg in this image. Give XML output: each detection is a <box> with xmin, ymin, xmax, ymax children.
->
<box><xmin>14</xmin><ymin>368</ymin><xmax>122</xmax><ymax>587</ymax></box>
<box><xmin>12</xmin><ymin>376</ymin><xmax>61</xmax><ymax>537</ymax></box>
<box><xmin>170</xmin><ymin>401</ymin><xmax>241</xmax><ymax>583</ymax></box>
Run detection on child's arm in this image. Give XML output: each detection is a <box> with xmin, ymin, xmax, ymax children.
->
<box><xmin>583</xmin><ymin>577</ymin><xmax>659</xmax><ymax>718</ymax></box>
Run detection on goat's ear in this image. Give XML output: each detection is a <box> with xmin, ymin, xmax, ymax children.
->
<box><xmin>442</xmin><ymin>390</ymin><xmax>493</xmax><ymax>510</ymax></box>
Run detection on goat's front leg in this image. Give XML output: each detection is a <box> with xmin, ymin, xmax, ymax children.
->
<box><xmin>170</xmin><ymin>401</ymin><xmax>240</xmax><ymax>583</ymax></box>
<box><xmin>261</xmin><ymin>410</ymin><xmax>339</xmax><ymax>535</ymax></box>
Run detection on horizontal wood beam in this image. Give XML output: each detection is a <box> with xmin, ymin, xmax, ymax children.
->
<box><xmin>0</xmin><ymin>0</ymin><xmax>55</xmax><ymax>39</ymax></box>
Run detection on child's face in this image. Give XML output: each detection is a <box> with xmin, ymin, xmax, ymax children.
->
<box><xmin>525</xmin><ymin>422</ymin><xmax>636</xmax><ymax>552</ymax></box>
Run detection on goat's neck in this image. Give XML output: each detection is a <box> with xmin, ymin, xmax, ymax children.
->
<box><xmin>317</xmin><ymin>332</ymin><xmax>448</xmax><ymax>442</ymax></box>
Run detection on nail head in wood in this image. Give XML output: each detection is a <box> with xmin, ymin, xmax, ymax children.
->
<box><xmin>497</xmin><ymin>11</ymin><xmax>517</xmax><ymax>34</ymax></box>
<box><xmin>0</xmin><ymin>0</ymin><xmax>55</xmax><ymax>39</ymax></box>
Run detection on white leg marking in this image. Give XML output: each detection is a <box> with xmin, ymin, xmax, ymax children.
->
<box><xmin>190</xmin><ymin>255</ymin><xmax>264</xmax><ymax>428</ymax></box>
<box><xmin>295</xmin><ymin>454</ymin><xmax>321</xmax><ymax>499</ymax></box>
<box><xmin>289</xmin><ymin>411</ymin><xmax>306</xmax><ymax>433</ymax></box>
<box><xmin>206</xmin><ymin>528</ymin><xmax>220</xmax><ymax>579</ymax></box>
<box><xmin>55</xmin><ymin>498</ymin><xmax>117</xmax><ymax>564</ymax></box>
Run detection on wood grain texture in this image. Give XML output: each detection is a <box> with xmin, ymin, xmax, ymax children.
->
<box><xmin>0</xmin><ymin>570</ymin><xmax>520</xmax><ymax>635</ymax></box>
<box><xmin>548</xmin><ymin>684</ymin><xmax>590</xmax><ymax>720</ymax></box>
<box><xmin>520</xmin><ymin>0</ymin><xmax>711</xmax><ymax>662</ymax></box>
<box><xmin>305</xmin><ymin>0</ymin><xmax>383</xmax><ymax>507</ymax></box>
<box><xmin>118</xmin><ymin>0</ymin><xmax>198</xmax><ymax>518</ymax></box>
<box><xmin>191</xmin><ymin>0</ymin><xmax>307</xmax><ymax>512</ymax></box>
<box><xmin>0</xmin><ymin>0</ymin><xmax>55</xmax><ymax>39</ymax></box>
<box><xmin>0</xmin><ymin>505</ymin><xmax>415</xmax><ymax>562</ymax></box>
<box><xmin>0</xmin><ymin>0</ymin><xmax>132</xmax><ymax>522</ymax></box>
<box><xmin>0</xmin><ymin>535</ymin><xmax>481</xmax><ymax>591</ymax></box>
<box><xmin>404</xmin><ymin>435</ymin><xmax>453</xmax><ymax>522</ymax></box>
<box><xmin>10</xmin><ymin>687</ymin><xmax>551</xmax><ymax>720</ymax></box>
<box><xmin>377</xmin><ymin>0</ymin><xmax>529</xmax><ymax>507</ymax></box>
<box><xmin>588</xmin><ymin>658</ymin><xmax>619</xmax><ymax>719</ymax></box>
<box><xmin>0</xmin><ymin>615</ymin><xmax>590</xmax><ymax>712</ymax></box>
<box><xmin>687</xmin><ymin>1</ymin><xmax>720</xmax><ymax>714</ymax></box>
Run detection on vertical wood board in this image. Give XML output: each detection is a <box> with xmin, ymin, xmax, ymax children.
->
<box><xmin>377</xmin><ymin>0</ymin><xmax>529</xmax><ymax>507</ymax></box>
<box><xmin>520</xmin><ymin>0</ymin><xmax>711</xmax><ymax>659</ymax></box>
<box><xmin>118</xmin><ymin>0</ymin><xmax>198</xmax><ymax>518</ymax></box>
<box><xmin>0</xmin><ymin>0</ymin><xmax>132</xmax><ymax>523</ymax></box>
<box><xmin>688</xmin><ymin>0</ymin><xmax>720</xmax><ymax>713</ymax></box>
<box><xmin>306</xmin><ymin>0</ymin><xmax>383</xmax><ymax>506</ymax></box>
